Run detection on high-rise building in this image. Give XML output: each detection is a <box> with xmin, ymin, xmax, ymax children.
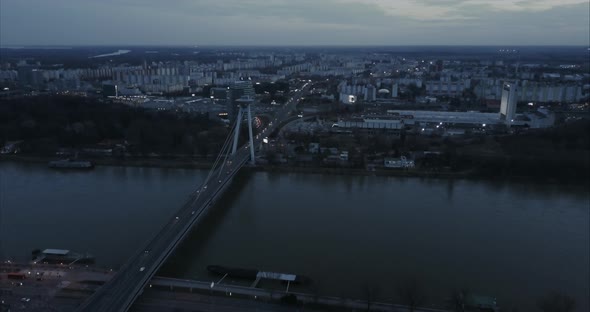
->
<box><xmin>500</xmin><ymin>82</ymin><xmax>517</xmax><ymax>125</ymax></box>
<box><xmin>102</xmin><ymin>82</ymin><xmax>118</xmax><ymax>97</ymax></box>
<box><xmin>210</xmin><ymin>87</ymin><xmax>229</xmax><ymax>101</ymax></box>
<box><xmin>17</xmin><ymin>65</ymin><xmax>42</xmax><ymax>88</ymax></box>
<box><xmin>435</xmin><ymin>60</ymin><xmax>444</xmax><ymax>72</ymax></box>
<box><xmin>364</xmin><ymin>84</ymin><xmax>376</xmax><ymax>101</ymax></box>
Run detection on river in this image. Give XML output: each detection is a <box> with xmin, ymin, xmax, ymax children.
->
<box><xmin>0</xmin><ymin>161</ymin><xmax>588</xmax><ymax>311</ymax></box>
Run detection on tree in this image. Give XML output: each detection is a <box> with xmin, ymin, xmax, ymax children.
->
<box><xmin>448</xmin><ymin>289</ymin><xmax>469</xmax><ymax>312</ymax></box>
<box><xmin>537</xmin><ymin>291</ymin><xmax>575</xmax><ymax>312</ymax></box>
<box><xmin>397</xmin><ymin>277</ymin><xmax>425</xmax><ymax>312</ymax></box>
<box><xmin>406</xmin><ymin>83</ymin><xmax>424</xmax><ymax>100</ymax></box>
<box><xmin>361</xmin><ymin>282</ymin><xmax>380</xmax><ymax>311</ymax></box>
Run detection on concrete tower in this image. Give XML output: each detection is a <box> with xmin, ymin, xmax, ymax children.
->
<box><xmin>500</xmin><ymin>82</ymin><xmax>517</xmax><ymax>126</ymax></box>
<box><xmin>231</xmin><ymin>97</ymin><xmax>256</xmax><ymax>165</ymax></box>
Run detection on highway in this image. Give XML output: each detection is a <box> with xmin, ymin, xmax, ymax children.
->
<box><xmin>76</xmin><ymin>83</ymin><xmax>310</xmax><ymax>312</ymax></box>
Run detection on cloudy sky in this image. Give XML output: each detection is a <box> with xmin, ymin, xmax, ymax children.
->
<box><xmin>1</xmin><ymin>0</ymin><xmax>588</xmax><ymax>46</ymax></box>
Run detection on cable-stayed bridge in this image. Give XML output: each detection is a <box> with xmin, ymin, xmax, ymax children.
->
<box><xmin>76</xmin><ymin>83</ymin><xmax>310</xmax><ymax>312</ymax></box>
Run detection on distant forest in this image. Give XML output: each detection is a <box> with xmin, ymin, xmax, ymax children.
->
<box><xmin>449</xmin><ymin>119</ymin><xmax>590</xmax><ymax>182</ymax></box>
<box><xmin>0</xmin><ymin>96</ymin><xmax>229</xmax><ymax>156</ymax></box>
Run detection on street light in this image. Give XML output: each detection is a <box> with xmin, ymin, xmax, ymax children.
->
<box><xmin>210</xmin><ymin>273</ymin><xmax>228</xmax><ymax>289</ymax></box>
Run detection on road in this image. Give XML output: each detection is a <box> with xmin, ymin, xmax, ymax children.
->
<box><xmin>132</xmin><ymin>290</ymin><xmax>325</xmax><ymax>312</ymax></box>
<box><xmin>141</xmin><ymin>277</ymin><xmax>449</xmax><ymax>312</ymax></box>
<box><xmin>76</xmin><ymin>83</ymin><xmax>311</xmax><ymax>312</ymax></box>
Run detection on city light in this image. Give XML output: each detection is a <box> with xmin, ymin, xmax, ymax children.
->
<box><xmin>0</xmin><ymin>25</ymin><xmax>580</xmax><ymax>312</ymax></box>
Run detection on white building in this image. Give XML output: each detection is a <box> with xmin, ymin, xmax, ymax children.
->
<box><xmin>425</xmin><ymin>79</ymin><xmax>471</xmax><ymax>97</ymax></box>
<box><xmin>338</xmin><ymin>82</ymin><xmax>377</xmax><ymax>103</ymax></box>
<box><xmin>474</xmin><ymin>79</ymin><xmax>585</xmax><ymax>103</ymax></box>
<box><xmin>500</xmin><ymin>82</ymin><xmax>517</xmax><ymax>125</ymax></box>
<box><xmin>384</xmin><ymin>156</ymin><xmax>414</xmax><ymax>168</ymax></box>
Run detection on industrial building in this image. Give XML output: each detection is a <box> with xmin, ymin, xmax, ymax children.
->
<box><xmin>335</xmin><ymin>84</ymin><xmax>554</xmax><ymax>132</ymax></box>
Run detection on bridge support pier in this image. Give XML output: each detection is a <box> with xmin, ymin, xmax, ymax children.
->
<box><xmin>231</xmin><ymin>97</ymin><xmax>256</xmax><ymax>165</ymax></box>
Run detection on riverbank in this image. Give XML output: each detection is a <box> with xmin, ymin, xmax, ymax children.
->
<box><xmin>250</xmin><ymin>165</ymin><xmax>590</xmax><ymax>186</ymax></box>
<box><xmin>2</xmin><ymin>154</ymin><xmax>587</xmax><ymax>185</ymax></box>
<box><xmin>0</xmin><ymin>154</ymin><xmax>215</xmax><ymax>169</ymax></box>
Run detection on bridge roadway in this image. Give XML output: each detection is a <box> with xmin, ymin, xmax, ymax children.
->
<box><xmin>76</xmin><ymin>83</ymin><xmax>310</xmax><ymax>312</ymax></box>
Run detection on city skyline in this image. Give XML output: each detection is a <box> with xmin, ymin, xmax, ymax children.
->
<box><xmin>1</xmin><ymin>0</ymin><xmax>589</xmax><ymax>46</ymax></box>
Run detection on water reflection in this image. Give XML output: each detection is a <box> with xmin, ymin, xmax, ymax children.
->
<box><xmin>446</xmin><ymin>179</ymin><xmax>455</xmax><ymax>201</ymax></box>
<box><xmin>162</xmin><ymin>172</ymin><xmax>588</xmax><ymax>312</ymax></box>
<box><xmin>1</xmin><ymin>161</ymin><xmax>588</xmax><ymax>311</ymax></box>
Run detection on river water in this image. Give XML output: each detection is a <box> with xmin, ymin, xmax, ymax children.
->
<box><xmin>0</xmin><ymin>161</ymin><xmax>588</xmax><ymax>311</ymax></box>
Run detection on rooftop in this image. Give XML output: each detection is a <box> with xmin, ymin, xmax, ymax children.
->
<box><xmin>42</xmin><ymin>249</ymin><xmax>70</xmax><ymax>255</ymax></box>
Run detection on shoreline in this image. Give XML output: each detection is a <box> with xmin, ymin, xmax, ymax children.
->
<box><xmin>1</xmin><ymin>154</ymin><xmax>587</xmax><ymax>185</ymax></box>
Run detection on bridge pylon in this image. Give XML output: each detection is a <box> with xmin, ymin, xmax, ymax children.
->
<box><xmin>231</xmin><ymin>97</ymin><xmax>256</xmax><ymax>165</ymax></box>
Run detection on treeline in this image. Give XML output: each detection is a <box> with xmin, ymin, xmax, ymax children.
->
<box><xmin>254</xmin><ymin>81</ymin><xmax>290</xmax><ymax>105</ymax></box>
<box><xmin>253</xmin><ymin>81</ymin><xmax>289</xmax><ymax>95</ymax></box>
<box><xmin>448</xmin><ymin>120</ymin><xmax>590</xmax><ymax>182</ymax></box>
<box><xmin>0</xmin><ymin>96</ymin><xmax>229</xmax><ymax>157</ymax></box>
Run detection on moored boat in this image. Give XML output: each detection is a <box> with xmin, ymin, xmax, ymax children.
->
<box><xmin>207</xmin><ymin>264</ymin><xmax>311</xmax><ymax>285</ymax></box>
<box><xmin>32</xmin><ymin>249</ymin><xmax>95</xmax><ymax>265</ymax></box>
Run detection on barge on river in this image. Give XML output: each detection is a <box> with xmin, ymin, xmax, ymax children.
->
<box><xmin>32</xmin><ymin>249</ymin><xmax>95</xmax><ymax>265</ymax></box>
<box><xmin>207</xmin><ymin>265</ymin><xmax>311</xmax><ymax>285</ymax></box>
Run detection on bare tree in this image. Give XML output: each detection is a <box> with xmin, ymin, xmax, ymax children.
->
<box><xmin>448</xmin><ymin>288</ymin><xmax>469</xmax><ymax>312</ymax></box>
<box><xmin>397</xmin><ymin>277</ymin><xmax>425</xmax><ymax>312</ymax></box>
<box><xmin>361</xmin><ymin>282</ymin><xmax>381</xmax><ymax>311</ymax></box>
<box><xmin>537</xmin><ymin>291</ymin><xmax>576</xmax><ymax>312</ymax></box>
<box><xmin>310</xmin><ymin>281</ymin><xmax>321</xmax><ymax>305</ymax></box>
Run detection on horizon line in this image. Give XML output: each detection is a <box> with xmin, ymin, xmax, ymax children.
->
<box><xmin>1</xmin><ymin>43</ymin><xmax>589</xmax><ymax>48</ymax></box>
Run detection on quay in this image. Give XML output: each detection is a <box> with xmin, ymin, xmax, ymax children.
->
<box><xmin>1</xmin><ymin>262</ymin><xmax>449</xmax><ymax>312</ymax></box>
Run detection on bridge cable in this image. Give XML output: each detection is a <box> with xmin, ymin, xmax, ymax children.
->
<box><xmin>188</xmin><ymin>116</ymin><xmax>240</xmax><ymax>205</ymax></box>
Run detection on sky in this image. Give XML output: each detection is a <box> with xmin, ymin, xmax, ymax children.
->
<box><xmin>1</xmin><ymin>0</ymin><xmax>589</xmax><ymax>46</ymax></box>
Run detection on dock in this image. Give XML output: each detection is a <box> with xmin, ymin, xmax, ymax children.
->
<box><xmin>0</xmin><ymin>262</ymin><xmax>451</xmax><ymax>312</ymax></box>
<box><xmin>250</xmin><ymin>271</ymin><xmax>296</xmax><ymax>289</ymax></box>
